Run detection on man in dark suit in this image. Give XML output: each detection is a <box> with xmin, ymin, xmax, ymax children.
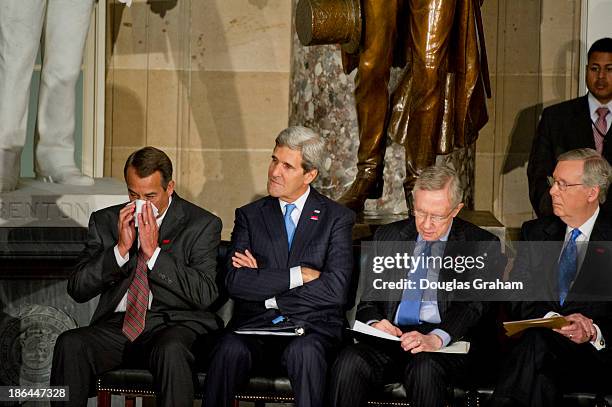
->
<box><xmin>491</xmin><ymin>148</ymin><xmax>612</xmax><ymax>407</ymax></box>
<box><xmin>528</xmin><ymin>37</ymin><xmax>612</xmax><ymax>217</ymax></box>
<box><xmin>50</xmin><ymin>147</ymin><xmax>222</xmax><ymax>407</ymax></box>
<box><xmin>203</xmin><ymin>126</ymin><xmax>355</xmax><ymax>407</ymax></box>
<box><xmin>328</xmin><ymin>166</ymin><xmax>503</xmax><ymax>407</ymax></box>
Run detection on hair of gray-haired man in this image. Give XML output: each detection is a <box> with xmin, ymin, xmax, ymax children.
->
<box><xmin>557</xmin><ymin>148</ymin><xmax>612</xmax><ymax>204</ymax></box>
<box><xmin>274</xmin><ymin>126</ymin><xmax>325</xmax><ymax>173</ymax></box>
<box><xmin>411</xmin><ymin>165</ymin><xmax>464</xmax><ymax>208</ymax></box>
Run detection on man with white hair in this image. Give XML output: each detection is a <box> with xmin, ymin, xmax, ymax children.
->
<box><xmin>329</xmin><ymin>165</ymin><xmax>503</xmax><ymax>407</ymax></box>
<box><xmin>491</xmin><ymin>148</ymin><xmax>612</xmax><ymax>406</ymax></box>
<box><xmin>204</xmin><ymin>126</ymin><xmax>355</xmax><ymax>407</ymax></box>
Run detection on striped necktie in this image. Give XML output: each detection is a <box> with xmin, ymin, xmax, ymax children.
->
<box><xmin>593</xmin><ymin>107</ymin><xmax>609</xmax><ymax>154</ymax></box>
<box><xmin>122</xmin><ymin>250</ymin><xmax>149</xmax><ymax>341</ymax></box>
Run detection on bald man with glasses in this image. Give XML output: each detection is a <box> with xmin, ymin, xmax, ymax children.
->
<box><xmin>328</xmin><ymin>165</ymin><xmax>504</xmax><ymax>407</ymax></box>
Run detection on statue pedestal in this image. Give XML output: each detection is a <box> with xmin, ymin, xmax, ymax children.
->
<box><xmin>0</xmin><ymin>178</ymin><xmax>125</xmax><ymax>389</ymax></box>
<box><xmin>0</xmin><ymin>178</ymin><xmax>127</xmax><ymax>228</ymax></box>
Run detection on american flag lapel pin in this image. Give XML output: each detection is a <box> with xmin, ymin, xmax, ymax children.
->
<box><xmin>310</xmin><ymin>209</ymin><xmax>320</xmax><ymax>221</ymax></box>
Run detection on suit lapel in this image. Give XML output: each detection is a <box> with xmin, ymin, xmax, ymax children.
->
<box><xmin>289</xmin><ymin>189</ymin><xmax>325</xmax><ymax>264</ymax></box>
<box><xmin>157</xmin><ymin>194</ymin><xmax>187</xmax><ymax>249</ymax></box>
<box><xmin>568</xmin><ymin>216</ymin><xmax>612</xmax><ymax>301</ymax></box>
<box><xmin>573</xmin><ymin>96</ymin><xmax>596</xmax><ymax>150</ymax></box>
<box><xmin>260</xmin><ymin>196</ymin><xmax>289</xmax><ymax>267</ymax></box>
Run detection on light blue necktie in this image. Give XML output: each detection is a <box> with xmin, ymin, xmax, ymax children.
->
<box><xmin>558</xmin><ymin>228</ymin><xmax>581</xmax><ymax>305</ymax></box>
<box><xmin>397</xmin><ymin>242</ymin><xmax>433</xmax><ymax>326</ymax></box>
<box><xmin>284</xmin><ymin>203</ymin><xmax>297</xmax><ymax>249</ymax></box>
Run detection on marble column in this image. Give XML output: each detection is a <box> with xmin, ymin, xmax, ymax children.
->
<box><xmin>288</xmin><ymin>1</ymin><xmax>475</xmax><ymax>214</ymax></box>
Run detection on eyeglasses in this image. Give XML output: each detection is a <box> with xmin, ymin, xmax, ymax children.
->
<box><xmin>547</xmin><ymin>176</ymin><xmax>583</xmax><ymax>191</ymax></box>
<box><xmin>411</xmin><ymin>208</ymin><xmax>455</xmax><ymax>225</ymax></box>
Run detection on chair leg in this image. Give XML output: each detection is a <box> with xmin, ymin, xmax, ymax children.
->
<box><xmin>97</xmin><ymin>390</ymin><xmax>111</xmax><ymax>407</ymax></box>
<box><xmin>125</xmin><ymin>396</ymin><xmax>136</xmax><ymax>407</ymax></box>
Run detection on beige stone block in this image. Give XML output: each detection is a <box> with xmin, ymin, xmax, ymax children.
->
<box><xmin>499</xmin><ymin>0</ymin><xmax>541</xmax><ymax>75</ymax></box>
<box><xmin>539</xmin><ymin>0</ymin><xmax>580</xmax><ymax>75</ymax></box>
<box><xmin>497</xmin><ymin>75</ymin><xmax>541</xmax><ymax>155</ymax></box>
<box><xmin>476</xmin><ymin>75</ymin><xmax>497</xmax><ymax>155</ymax></box>
<box><xmin>188</xmin><ymin>71</ymin><xmax>289</xmax><ymax>150</ymax></box>
<box><xmin>146</xmin><ymin>70</ymin><xmax>180</xmax><ymax>147</ymax></box>
<box><xmin>146</xmin><ymin>1</ymin><xmax>185</xmax><ymax>71</ymax></box>
<box><xmin>540</xmin><ymin>75</ymin><xmax>578</xmax><ymax>107</ymax></box>
<box><xmin>474</xmin><ymin>153</ymin><xmax>495</xmax><ymax>212</ymax></box>
<box><xmin>496</xmin><ymin>156</ymin><xmax>533</xmax><ymax>228</ymax></box>
<box><xmin>178</xmin><ymin>150</ymin><xmax>272</xmax><ymax>239</ymax></box>
<box><xmin>191</xmin><ymin>0</ymin><xmax>291</xmax><ymax>72</ymax></box>
<box><xmin>109</xmin><ymin>69</ymin><xmax>148</xmax><ymax>148</ymax></box>
<box><xmin>109</xmin><ymin>1</ymin><xmax>151</xmax><ymax>69</ymax></box>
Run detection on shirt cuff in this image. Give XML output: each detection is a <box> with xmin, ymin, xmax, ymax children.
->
<box><xmin>265</xmin><ymin>297</ymin><xmax>279</xmax><ymax>309</ymax></box>
<box><xmin>289</xmin><ymin>266</ymin><xmax>303</xmax><ymax>289</ymax></box>
<box><xmin>592</xmin><ymin>324</ymin><xmax>606</xmax><ymax>350</ymax></box>
<box><xmin>114</xmin><ymin>245</ymin><xmax>129</xmax><ymax>267</ymax></box>
<box><xmin>429</xmin><ymin>328</ymin><xmax>451</xmax><ymax>348</ymax></box>
<box><xmin>147</xmin><ymin>247</ymin><xmax>161</xmax><ymax>270</ymax></box>
<box><xmin>543</xmin><ymin>311</ymin><xmax>561</xmax><ymax>319</ymax></box>
<box><xmin>366</xmin><ymin>320</ymin><xmax>380</xmax><ymax>326</ymax></box>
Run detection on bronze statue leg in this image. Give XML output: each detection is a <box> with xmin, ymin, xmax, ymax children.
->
<box><xmin>338</xmin><ymin>0</ymin><xmax>399</xmax><ymax>212</ymax></box>
<box><xmin>403</xmin><ymin>0</ymin><xmax>457</xmax><ymax>206</ymax></box>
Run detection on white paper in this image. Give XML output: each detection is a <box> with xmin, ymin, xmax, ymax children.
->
<box><xmin>118</xmin><ymin>0</ymin><xmax>133</xmax><ymax>7</ymax></box>
<box><xmin>351</xmin><ymin>320</ymin><xmax>470</xmax><ymax>354</ymax></box>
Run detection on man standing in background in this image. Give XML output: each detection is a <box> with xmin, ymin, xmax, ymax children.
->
<box><xmin>528</xmin><ymin>38</ymin><xmax>612</xmax><ymax>217</ymax></box>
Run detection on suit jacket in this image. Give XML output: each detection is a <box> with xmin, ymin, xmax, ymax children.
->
<box><xmin>224</xmin><ymin>187</ymin><xmax>356</xmax><ymax>339</ymax></box>
<box><xmin>510</xmin><ymin>215</ymin><xmax>612</xmax><ymax>358</ymax></box>
<box><xmin>527</xmin><ymin>95</ymin><xmax>612</xmax><ymax>217</ymax></box>
<box><xmin>357</xmin><ymin>217</ymin><xmax>504</xmax><ymax>343</ymax></box>
<box><xmin>68</xmin><ymin>193</ymin><xmax>223</xmax><ymax>335</ymax></box>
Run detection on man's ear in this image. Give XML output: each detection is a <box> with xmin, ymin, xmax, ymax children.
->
<box><xmin>587</xmin><ymin>186</ymin><xmax>600</xmax><ymax>203</ymax></box>
<box><xmin>451</xmin><ymin>203</ymin><xmax>465</xmax><ymax>218</ymax></box>
<box><xmin>166</xmin><ymin>180</ymin><xmax>176</xmax><ymax>196</ymax></box>
<box><xmin>304</xmin><ymin>169</ymin><xmax>318</xmax><ymax>185</ymax></box>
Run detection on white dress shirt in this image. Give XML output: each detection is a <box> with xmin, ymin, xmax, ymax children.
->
<box><xmin>588</xmin><ymin>93</ymin><xmax>612</xmax><ymax>134</ymax></box>
<box><xmin>265</xmin><ymin>187</ymin><xmax>311</xmax><ymax>309</ymax></box>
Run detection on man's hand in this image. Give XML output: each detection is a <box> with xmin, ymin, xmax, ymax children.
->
<box><xmin>554</xmin><ymin>313</ymin><xmax>596</xmax><ymax>344</ymax></box>
<box><xmin>232</xmin><ymin>249</ymin><xmax>258</xmax><ymax>269</ymax></box>
<box><xmin>138</xmin><ymin>201</ymin><xmax>159</xmax><ymax>259</ymax></box>
<box><xmin>117</xmin><ymin>203</ymin><xmax>136</xmax><ymax>257</ymax></box>
<box><xmin>301</xmin><ymin>267</ymin><xmax>321</xmax><ymax>283</ymax></box>
<box><xmin>371</xmin><ymin>319</ymin><xmax>402</xmax><ymax>337</ymax></box>
<box><xmin>399</xmin><ymin>331</ymin><xmax>443</xmax><ymax>353</ymax></box>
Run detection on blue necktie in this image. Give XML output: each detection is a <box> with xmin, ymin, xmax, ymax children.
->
<box><xmin>397</xmin><ymin>242</ymin><xmax>432</xmax><ymax>326</ymax></box>
<box><xmin>284</xmin><ymin>203</ymin><xmax>297</xmax><ymax>249</ymax></box>
<box><xmin>558</xmin><ymin>228</ymin><xmax>581</xmax><ymax>305</ymax></box>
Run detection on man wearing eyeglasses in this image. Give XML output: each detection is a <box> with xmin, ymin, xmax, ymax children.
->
<box><xmin>328</xmin><ymin>165</ymin><xmax>504</xmax><ymax>407</ymax></box>
<box><xmin>490</xmin><ymin>148</ymin><xmax>612</xmax><ymax>406</ymax></box>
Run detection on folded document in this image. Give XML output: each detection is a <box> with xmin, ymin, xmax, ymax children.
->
<box><xmin>503</xmin><ymin>315</ymin><xmax>568</xmax><ymax>337</ymax></box>
<box><xmin>350</xmin><ymin>321</ymin><xmax>470</xmax><ymax>354</ymax></box>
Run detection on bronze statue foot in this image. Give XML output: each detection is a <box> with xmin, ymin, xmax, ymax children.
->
<box><xmin>337</xmin><ymin>171</ymin><xmax>383</xmax><ymax>212</ymax></box>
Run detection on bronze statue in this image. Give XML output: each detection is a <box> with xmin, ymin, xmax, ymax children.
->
<box><xmin>297</xmin><ymin>0</ymin><xmax>491</xmax><ymax>212</ymax></box>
